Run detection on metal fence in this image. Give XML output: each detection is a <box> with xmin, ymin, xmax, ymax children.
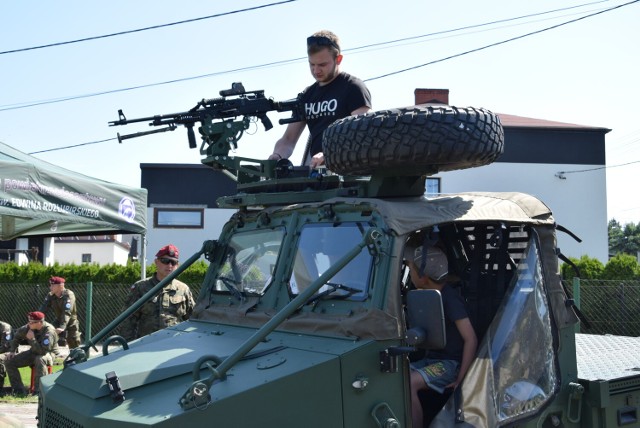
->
<box><xmin>0</xmin><ymin>281</ymin><xmax>203</xmax><ymax>344</ymax></box>
<box><xmin>1</xmin><ymin>279</ymin><xmax>638</xmax><ymax>343</ymax></box>
<box><xmin>565</xmin><ymin>279</ymin><xmax>640</xmax><ymax>337</ymax></box>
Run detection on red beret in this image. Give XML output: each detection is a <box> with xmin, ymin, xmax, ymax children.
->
<box><xmin>28</xmin><ymin>311</ymin><xmax>45</xmax><ymax>321</ymax></box>
<box><xmin>155</xmin><ymin>244</ymin><xmax>179</xmax><ymax>260</ymax></box>
<box><xmin>49</xmin><ymin>276</ymin><xmax>65</xmax><ymax>285</ymax></box>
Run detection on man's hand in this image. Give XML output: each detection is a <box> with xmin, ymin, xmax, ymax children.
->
<box><xmin>5</xmin><ymin>352</ymin><xmax>15</xmax><ymax>361</ymax></box>
<box><xmin>26</xmin><ymin>330</ymin><xmax>35</xmax><ymax>341</ymax></box>
<box><xmin>309</xmin><ymin>152</ymin><xmax>325</xmax><ymax>169</ymax></box>
<box><xmin>55</xmin><ymin>328</ymin><xmax>64</xmax><ymax>334</ymax></box>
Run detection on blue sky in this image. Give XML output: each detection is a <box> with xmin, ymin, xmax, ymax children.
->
<box><xmin>1</xmin><ymin>0</ymin><xmax>639</xmax><ymax>224</ymax></box>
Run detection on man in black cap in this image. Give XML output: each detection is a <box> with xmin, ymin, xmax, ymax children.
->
<box><xmin>39</xmin><ymin>276</ymin><xmax>82</xmax><ymax>348</ymax></box>
<box><xmin>120</xmin><ymin>244</ymin><xmax>195</xmax><ymax>340</ymax></box>
<box><xmin>4</xmin><ymin>312</ymin><xmax>58</xmax><ymax>395</ymax></box>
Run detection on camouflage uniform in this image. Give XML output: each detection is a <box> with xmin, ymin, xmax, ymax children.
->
<box><xmin>0</xmin><ymin>321</ymin><xmax>13</xmax><ymax>388</ymax></box>
<box><xmin>5</xmin><ymin>321</ymin><xmax>58</xmax><ymax>394</ymax></box>
<box><xmin>40</xmin><ymin>288</ymin><xmax>82</xmax><ymax>348</ymax></box>
<box><xmin>120</xmin><ymin>275</ymin><xmax>195</xmax><ymax>341</ymax></box>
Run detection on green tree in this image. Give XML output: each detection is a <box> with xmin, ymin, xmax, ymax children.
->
<box><xmin>561</xmin><ymin>255</ymin><xmax>604</xmax><ymax>280</ymax></box>
<box><xmin>609</xmin><ymin>218</ymin><xmax>640</xmax><ymax>256</ymax></box>
<box><xmin>601</xmin><ymin>252</ymin><xmax>640</xmax><ymax>280</ymax></box>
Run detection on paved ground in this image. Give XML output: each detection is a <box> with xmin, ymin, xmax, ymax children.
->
<box><xmin>0</xmin><ymin>402</ymin><xmax>38</xmax><ymax>428</ymax></box>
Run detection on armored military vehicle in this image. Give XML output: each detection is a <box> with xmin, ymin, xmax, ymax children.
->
<box><xmin>38</xmin><ymin>85</ymin><xmax>640</xmax><ymax>427</ymax></box>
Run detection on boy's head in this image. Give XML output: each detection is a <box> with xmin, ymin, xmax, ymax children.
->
<box><xmin>412</xmin><ymin>245</ymin><xmax>448</xmax><ymax>283</ymax></box>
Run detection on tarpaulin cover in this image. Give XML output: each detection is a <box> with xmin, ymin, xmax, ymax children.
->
<box><xmin>0</xmin><ymin>141</ymin><xmax>147</xmax><ymax>240</ymax></box>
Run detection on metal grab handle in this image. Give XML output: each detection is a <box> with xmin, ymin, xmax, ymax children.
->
<box><xmin>192</xmin><ymin>355</ymin><xmax>225</xmax><ymax>383</ymax></box>
<box><xmin>566</xmin><ymin>382</ymin><xmax>584</xmax><ymax>424</ymax></box>
<box><xmin>102</xmin><ymin>335</ymin><xmax>129</xmax><ymax>356</ymax></box>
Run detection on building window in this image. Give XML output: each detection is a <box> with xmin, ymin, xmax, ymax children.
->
<box><xmin>426</xmin><ymin>178</ymin><xmax>441</xmax><ymax>196</ymax></box>
<box><xmin>81</xmin><ymin>253</ymin><xmax>92</xmax><ymax>263</ymax></box>
<box><xmin>154</xmin><ymin>208</ymin><xmax>204</xmax><ymax>229</ymax></box>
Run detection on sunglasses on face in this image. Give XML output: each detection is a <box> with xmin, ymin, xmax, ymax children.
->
<box><xmin>28</xmin><ymin>320</ymin><xmax>42</xmax><ymax>324</ymax></box>
<box><xmin>159</xmin><ymin>258</ymin><xmax>178</xmax><ymax>266</ymax></box>
<box><xmin>307</xmin><ymin>36</ymin><xmax>340</xmax><ymax>51</ymax></box>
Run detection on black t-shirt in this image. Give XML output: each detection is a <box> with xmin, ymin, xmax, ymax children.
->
<box><xmin>427</xmin><ymin>284</ymin><xmax>469</xmax><ymax>362</ymax></box>
<box><xmin>300</xmin><ymin>72</ymin><xmax>372</xmax><ymax>157</ymax></box>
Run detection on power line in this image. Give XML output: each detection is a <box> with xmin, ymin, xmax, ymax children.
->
<box><xmin>0</xmin><ymin>0</ymin><xmax>297</xmax><ymax>56</ymax></box>
<box><xmin>0</xmin><ymin>0</ymin><xmax>618</xmax><ymax>112</ymax></box>
<box><xmin>364</xmin><ymin>0</ymin><xmax>639</xmax><ymax>81</ymax></box>
<box><xmin>349</xmin><ymin>0</ymin><xmax>609</xmax><ymax>53</ymax></box>
<box><xmin>28</xmin><ymin>137</ymin><xmax>118</xmax><ymax>154</ymax></box>
<box><xmin>20</xmin><ymin>0</ymin><xmax>640</xmax><ymax>156</ymax></box>
<box><xmin>558</xmin><ymin>159</ymin><xmax>640</xmax><ymax>176</ymax></box>
<box><xmin>0</xmin><ymin>57</ymin><xmax>304</xmax><ymax>112</ymax></box>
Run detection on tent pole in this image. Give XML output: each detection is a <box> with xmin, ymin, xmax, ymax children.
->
<box><xmin>141</xmin><ymin>233</ymin><xmax>147</xmax><ymax>280</ymax></box>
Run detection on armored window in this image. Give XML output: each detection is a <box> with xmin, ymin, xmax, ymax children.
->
<box><xmin>214</xmin><ymin>228</ymin><xmax>284</xmax><ymax>296</ymax></box>
<box><xmin>289</xmin><ymin>222</ymin><xmax>372</xmax><ymax>300</ymax></box>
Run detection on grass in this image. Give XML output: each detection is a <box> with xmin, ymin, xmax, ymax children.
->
<box><xmin>0</xmin><ymin>357</ymin><xmax>65</xmax><ymax>404</ymax></box>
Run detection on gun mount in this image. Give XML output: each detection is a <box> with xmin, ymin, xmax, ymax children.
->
<box><xmin>109</xmin><ymin>82</ymin><xmax>305</xmax><ymax>183</ymax></box>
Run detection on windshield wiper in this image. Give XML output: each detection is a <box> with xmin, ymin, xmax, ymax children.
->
<box><xmin>217</xmin><ymin>275</ymin><xmax>246</xmax><ymax>302</ymax></box>
<box><xmin>305</xmin><ymin>282</ymin><xmax>361</xmax><ymax>307</ymax></box>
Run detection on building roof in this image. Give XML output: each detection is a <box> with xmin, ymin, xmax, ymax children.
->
<box><xmin>497</xmin><ymin>113</ymin><xmax>610</xmax><ymax>132</ymax></box>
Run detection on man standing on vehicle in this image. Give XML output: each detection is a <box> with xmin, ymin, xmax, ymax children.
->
<box><xmin>120</xmin><ymin>244</ymin><xmax>195</xmax><ymax>341</ymax></box>
<box><xmin>269</xmin><ymin>30</ymin><xmax>372</xmax><ymax>168</ymax></box>
<box><xmin>4</xmin><ymin>312</ymin><xmax>58</xmax><ymax>396</ymax></box>
<box><xmin>39</xmin><ymin>276</ymin><xmax>82</xmax><ymax>348</ymax></box>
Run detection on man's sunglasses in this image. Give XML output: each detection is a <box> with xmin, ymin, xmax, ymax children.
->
<box><xmin>307</xmin><ymin>36</ymin><xmax>340</xmax><ymax>51</ymax></box>
<box><xmin>159</xmin><ymin>258</ymin><xmax>178</xmax><ymax>266</ymax></box>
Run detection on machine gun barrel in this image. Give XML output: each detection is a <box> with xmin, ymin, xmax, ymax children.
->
<box><xmin>116</xmin><ymin>125</ymin><xmax>176</xmax><ymax>144</ymax></box>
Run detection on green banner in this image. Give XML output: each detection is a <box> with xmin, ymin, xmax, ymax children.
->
<box><xmin>0</xmin><ymin>142</ymin><xmax>147</xmax><ymax>240</ymax></box>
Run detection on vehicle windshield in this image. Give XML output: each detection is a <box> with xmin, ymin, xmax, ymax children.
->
<box><xmin>289</xmin><ymin>222</ymin><xmax>372</xmax><ymax>300</ymax></box>
<box><xmin>214</xmin><ymin>228</ymin><xmax>284</xmax><ymax>296</ymax></box>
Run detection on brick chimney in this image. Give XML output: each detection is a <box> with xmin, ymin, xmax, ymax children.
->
<box><xmin>414</xmin><ymin>88</ymin><xmax>449</xmax><ymax>105</ymax></box>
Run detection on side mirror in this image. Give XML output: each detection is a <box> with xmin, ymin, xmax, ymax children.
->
<box><xmin>405</xmin><ymin>289</ymin><xmax>446</xmax><ymax>350</ymax></box>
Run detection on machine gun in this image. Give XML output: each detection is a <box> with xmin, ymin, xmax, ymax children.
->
<box><xmin>109</xmin><ymin>82</ymin><xmax>305</xmax><ymax>182</ymax></box>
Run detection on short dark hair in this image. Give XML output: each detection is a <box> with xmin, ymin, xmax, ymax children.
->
<box><xmin>307</xmin><ymin>30</ymin><xmax>341</xmax><ymax>57</ymax></box>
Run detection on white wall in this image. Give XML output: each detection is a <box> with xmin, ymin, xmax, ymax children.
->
<box><xmin>55</xmin><ymin>241</ymin><xmax>130</xmax><ymax>265</ymax></box>
<box><xmin>438</xmin><ymin>162</ymin><xmax>608</xmax><ymax>262</ymax></box>
<box><xmin>144</xmin><ymin>208</ymin><xmax>236</xmax><ymax>266</ymax></box>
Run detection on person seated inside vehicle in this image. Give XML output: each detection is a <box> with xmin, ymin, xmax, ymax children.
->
<box><xmin>404</xmin><ymin>244</ymin><xmax>478</xmax><ymax>427</ymax></box>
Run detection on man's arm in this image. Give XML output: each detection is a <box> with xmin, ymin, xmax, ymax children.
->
<box><xmin>269</xmin><ymin>121</ymin><xmax>307</xmax><ymax>160</ymax></box>
<box><xmin>308</xmin><ymin>104</ymin><xmax>371</xmax><ymax>169</ymax></box>
<box><xmin>351</xmin><ymin>106</ymin><xmax>371</xmax><ymax>116</ymax></box>
<box><xmin>449</xmin><ymin>317</ymin><xmax>478</xmax><ymax>389</ymax></box>
<box><xmin>119</xmin><ymin>285</ymin><xmax>142</xmax><ymax>341</ymax></box>
<box><xmin>58</xmin><ymin>291</ymin><xmax>75</xmax><ymax>332</ymax></box>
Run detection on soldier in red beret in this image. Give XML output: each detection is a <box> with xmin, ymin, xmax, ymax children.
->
<box><xmin>119</xmin><ymin>244</ymin><xmax>195</xmax><ymax>341</ymax></box>
<box><xmin>3</xmin><ymin>312</ymin><xmax>58</xmax><ymax>395</ymax></box>
<box><xmin>39</xmin><ymin>276</ymin><xmax>82</xmax><ymax>348</ymax></box>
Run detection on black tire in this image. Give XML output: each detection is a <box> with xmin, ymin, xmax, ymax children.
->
<box><xmin>323</xmin><ymin>105</ymin><xmax>504</xmax><ymax>176</ymax></box>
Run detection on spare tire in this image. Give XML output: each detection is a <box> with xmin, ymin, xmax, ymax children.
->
<box><xmin>323</xmin><ymin>105</ymin><xmax>504</xmax><ymax>176</ymax></box>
